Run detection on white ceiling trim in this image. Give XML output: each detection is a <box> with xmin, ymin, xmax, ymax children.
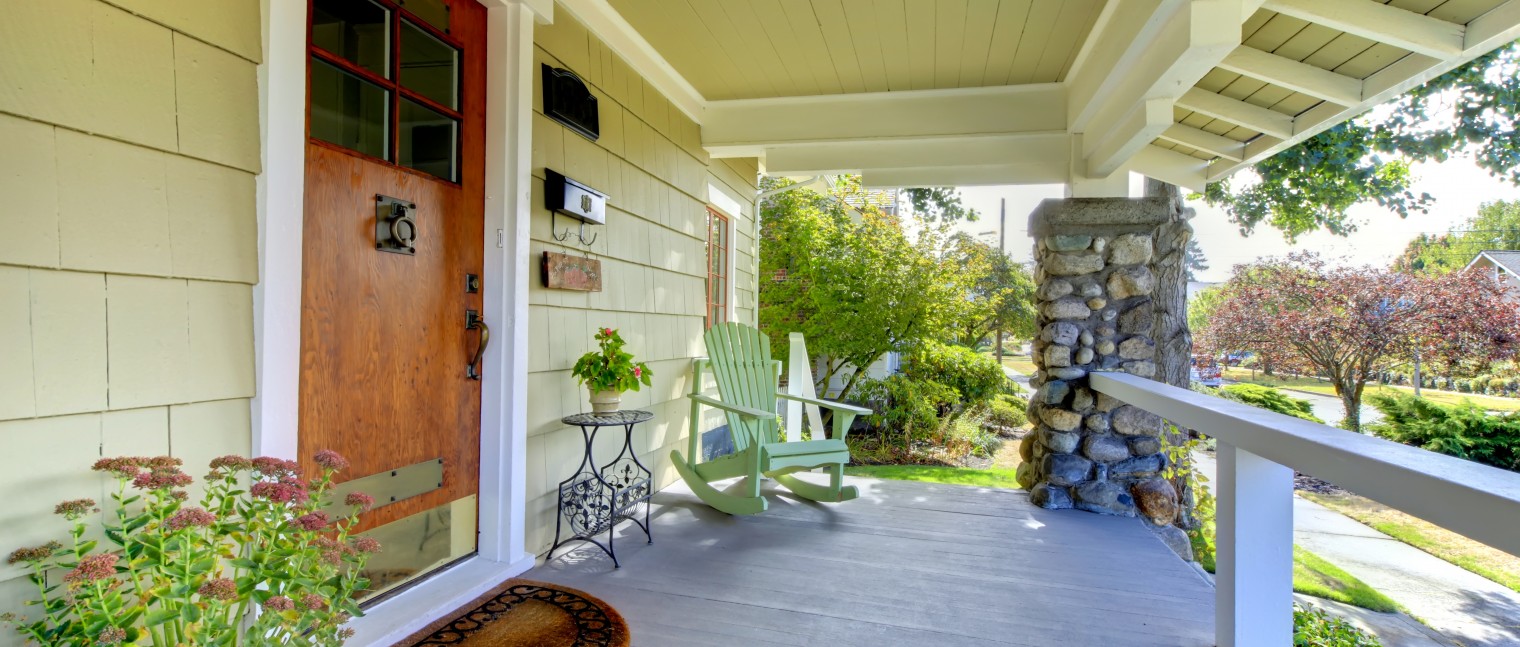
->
<box><xmin>1086</xmin><ymin>98</ymin><xmax>1175</xmax><ymax>176</ymax></box>
<box><xmin>1263</xmin><ymin>0</ymin><xmax>1466</xmax><ymax>59</ymax></box>
<box><xmin>1217</xmin><ymin>46</ymin><xmax>1364</xmax><ymax>106</ymax></box>
<box><xmin>1158</xmin><ymin>124</ymin><xmax>1254</xmax><ymax>161</ymax></box>
<box><xmin>1176</xmin><ymin>88</ymin><xmax>1297</xmax><ymax>139</ymax></box>
<box><xmin>761</xmin><ymin>133</ymin><xmax>1069</xmax><ymax>176</ymax></box>
<box><xmin>1131</xmin><ymin>145</ymin><xmax>1212</xmax><ymax>193</ymax></box>
<box><xmin>555</xmin><ymin>0</ymin><xmax>707</xmax><ymax>121</ymax></box>
<box><xmin>1209</xmin><ymin>0</ymin><xmax>1520</xmax><ymax>181</ymax></box>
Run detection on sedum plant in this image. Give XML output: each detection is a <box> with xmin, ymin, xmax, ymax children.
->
<box><xmin>571</xmin><ymin>327</ymin><xmax>653</xmax><ymax>393</ymax></box>
<box><xmin>3</xmin><ymin>450</ymin><xmax>379</xmax><ymax>646</ymax></box>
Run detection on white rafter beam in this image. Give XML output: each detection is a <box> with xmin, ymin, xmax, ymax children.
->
<box><xmin>1158</xmin><ymin>124</ymin><xmax>1255</xmax><ymax>161</ymax></box>
<box><xmin>1130</xmin><ymin>145</ymin><xmax>1212</xmax><ymax>193</ymax></box>
<box><xmin>702</xmin><ymin>84</ymin><xmax>1067</xmax><ymax>157</ymax></box>
<box><xmin>1209</xmin><ymin>0</ymin><xmax>1520</xmax><ymax>183</ymax></box>
<box><xmin>1217</xmin><ymin>46</ymin><xmax>1363</xmax><ymax>106</ymax></box>
<box><xmin>1176</xmin><ymin>88</ymin><xmax>1295</xmax><ymax>139</ymax></box>
<box><xmin>1068</xmin><ymin>0</ymin><xmax>1244</xmax><ymax>182</ymax></box>
<box><xmin>1262</xmin><ymin>0</ymin><xmax>1465</xmax><ymax>59</ymax></box>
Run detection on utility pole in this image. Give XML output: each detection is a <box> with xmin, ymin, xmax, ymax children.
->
<box><xmin>996</xmin><ymin>198</ymin><xmax>1007</xmax><ymax>364</ymax></box>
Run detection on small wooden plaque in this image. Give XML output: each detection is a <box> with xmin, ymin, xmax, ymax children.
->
<box><xmin>542</xmin><ymin>252</ymin><xmax>603</xmax><ymax>291</ymax></box>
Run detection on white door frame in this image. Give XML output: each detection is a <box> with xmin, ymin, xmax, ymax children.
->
<box><xmin>252</xmin><ymin>0</ymin><xmax>548</xmax><ymax>640</ymax></box>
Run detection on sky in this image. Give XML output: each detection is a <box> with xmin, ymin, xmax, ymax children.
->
<box><xmin>947</xmin><ymin>158</ymin><xmax>1520</xmax><ymax>283</ymax></box>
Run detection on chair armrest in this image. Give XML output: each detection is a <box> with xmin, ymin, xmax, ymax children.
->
<box><xmin>775</xmin><ymin>392</ymin><xmax>872</xmax><ymax>416</ymax></box>
<box><xmin>687</xmin><ymin>393</ymin><xmax>777</xmax><ymax>420</ymax></box>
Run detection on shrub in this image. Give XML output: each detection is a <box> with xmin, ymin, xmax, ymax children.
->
<box><xmin>1367</xmin><ymin>393</ymin><xmax>1520</xmax><ymax>471</ymax></box>
<box><xmin>855</xmin><ymin>375</ymin><xmax>958</xmax><ymax>436</ymax></box>
<box><xmin>1294</xmin><ymin>604</ymin><xmax>1382</xmax><ymax>646</ymax></box>
<box><xmin>904</xmin><ymin>341</ymin><xmax>1008</xmax><ymax>406</ymax></box>
<box><xmin>943</xmin><ymin>413</ymin><xmax>1000</xmax><ymax>459</ymax></box>
<box><xmin>983</xmin><ymin>394</ymin><xmax>1028</xmax><ymax>429</ymax></box>
<box><xmin>1219</xmin><ymin>383</ymin><xmax>1323</xmax><ymax>423</ymax></box>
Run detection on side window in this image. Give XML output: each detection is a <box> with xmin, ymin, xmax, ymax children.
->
<box><xmin>706</xmin><ymin>208</ymin><xmax>730</xmax><ymax>329</ymax></box>
<box><xmin>308</xmin><ymin>0</ymin><xmax>462</xmax><ymax>182</ymax></box>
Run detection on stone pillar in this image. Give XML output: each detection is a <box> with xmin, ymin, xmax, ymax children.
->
<box><xmin>1015</xmin><ymin>196</ymin><xmax>1193</xmax><ymax>527</ymax></box>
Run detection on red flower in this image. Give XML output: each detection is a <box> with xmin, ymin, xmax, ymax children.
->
<box><xmin>165</xmin><ymin>507</ymin><xmax>217</xmax><ymax>530</ymax></box>
<box><xmin>250</xmin><ymin>481</ymin><xmax>308</xmax><ymax>505</ymax></box>
<box><xmin>603</xmin><ymin>328</ymin><xmax>613</xmax><ymax>336</ymax></box>
<box><xmin>294</xmin><ymin>512</ymin><xmax>330</xmax><ymax>532</ymax></box>
<box><xmin>313</xmin><ymin>449</ymin><xmax>349</xmax><ymax>471</ymax></box>
<box><xmin>344</xmin><ymin>492</ymin><xmax>375</xmax><ymax>511</ymax></box>
<box><xmin>633</xmin><ymin>366</ymin><xmax>642</xmax><ymax>378</ymax></box>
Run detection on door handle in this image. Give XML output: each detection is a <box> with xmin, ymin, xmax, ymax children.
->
<box><xmin>466</xmin><ymin>310</ymin><xmax>489</xmax><ymax>380</ymax></box>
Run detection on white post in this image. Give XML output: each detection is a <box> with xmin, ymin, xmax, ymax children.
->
<box><xmin>786</xmin><ymin>332</ymin><xmax>825</xmax><ymax>441</ymax></box>
<box><xmin>1215</xmin><ymin>442</ymin><xmax>1295</xmax><ymax>646</ymax></box>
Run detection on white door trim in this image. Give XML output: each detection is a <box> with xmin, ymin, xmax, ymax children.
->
<box><xmin>251</xmin><ymin>2</ymin><xmax>546</xmax><ymax>632</ymax></box>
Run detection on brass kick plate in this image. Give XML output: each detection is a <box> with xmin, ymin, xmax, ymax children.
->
<box><xmin>327</xmin><ymin>458</ymin><xmax>444</xmax><ymax>514</ymax></box>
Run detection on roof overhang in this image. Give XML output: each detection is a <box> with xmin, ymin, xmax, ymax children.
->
<box><xmin>555</xmin><ymin>0</ymin><xmax>1520</xmax><ymax>192</ymax></box>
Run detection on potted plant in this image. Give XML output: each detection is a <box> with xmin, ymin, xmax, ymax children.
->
<box><xmin>572</xmin><ymin>327</ymin><xmax>653</xmax><ymax>413</ymax></box>
<box><xmin>3</xmin><ymin>451</ymin><xmax>378</xmax><ymax>645</ymax></box>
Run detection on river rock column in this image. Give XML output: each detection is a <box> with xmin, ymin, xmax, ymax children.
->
<box><xmin>1016</xmin><ymin>197</ymin><xmax>1192</xmax><ymax>526</ymax></box>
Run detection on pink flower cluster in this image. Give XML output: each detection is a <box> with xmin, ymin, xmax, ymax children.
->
<box><xmin>293</xmin><ymin>511</ymin><xmax>330</xmax><ymax>532</ymax></box>
<box><xmin>252</xmin><ymin>456</ymin><xmax>301</xmax><ymax>480</ymax></box>
<box><xmin>164</xmin><ymin>507</ymin><xmax>217</xmax><ymax>531</ymax></box>
<box><xmin>264</xmin><ymin>595</ymin><xmax>295</xmax><ymax>612</ymax></box>
<box><xmin>250</xmin><ymin>480</ymin><xmax>308</xmax><ymax>505</ymax></box>
<box><xmin>351</xmin><ymin>536</ymin><xmax>382</xmax><ymax>554</ymax></box>
<box><xmin>301</xmin><ymin>593</ymin><xmax>326</xmax><ymax>610</ymax></box>
<box><xmin>97</xmin><ymin>627</ymin><xmax>126</xmax><ymax>645</ymax></box>
<box><xmin>53</xmin><ymin>498</ymin><xmax>98</xmax><ymax>520</ymax></box>
<box><xmin>197</xmin><ymin>577</ymin><xmax>237</xmax><ymax>601</ymax></box>
<box><xmin>313</xmin><ymin>449</ymin><xmax>349</xmax><ymax>471</ymax></box>
<box><xmin>344</xmin><ymin>491</ymin><xmax>375</xmax><ymax>510</ymax></box>
<box><xmin>63</xmin><ymin>553</ymin><xmax>118</xmax><ymax>584</ymax></box>
<box><xmin>132</xmin><ymin>466</ymin><xmax>193</xmax><ymax>492</ymax></box>
<box><xmin>6</xmin><ymin>541</ymin><xmax>62</xmax><ymax>565</ymax></box>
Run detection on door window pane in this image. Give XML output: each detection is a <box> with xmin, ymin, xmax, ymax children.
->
<box><xmin>311</xmin><ymin>0</ymin><xmax>390</xmax><ymax>78</ymax></box>
<box><xmin>400</xmin><ymin>20</ymin><xmax>460</xmax><ymax>109</ymax></box>
<box><xmin>401</xmin><ymin>0</ymin><xmax>451</xmax><ymax>32</ymax></box>
<box><xmin>310</xmin><ymin>58</ymin><xmax>390</xmax><ymax>159</ymax></box>
<box><xmin>399</xmin><ymin>98</ymin><xmax>458</xmax><ymax>181</ymax></box>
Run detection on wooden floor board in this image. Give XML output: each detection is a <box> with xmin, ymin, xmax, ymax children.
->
<box><xmin>527</xmin><ymin>475</ymin><xmax>1214</xmax><ymax>647</ymax></box>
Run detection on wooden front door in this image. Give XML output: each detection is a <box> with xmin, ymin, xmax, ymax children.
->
<box><xmin>300</xmin><ymin>0</ymin><xmax>487</xmax><ymax>592</ymax></box>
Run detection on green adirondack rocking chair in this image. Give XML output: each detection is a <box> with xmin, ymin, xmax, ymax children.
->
<box><xmin>671</xmin><ymin>322</ymin><xmax>871</xmax><ymax>515</ymax></box>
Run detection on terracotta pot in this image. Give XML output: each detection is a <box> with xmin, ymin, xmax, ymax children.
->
<box><xmin>589</xmin><ymin>388</ymin><xmax>622</xmax><ymax>414</ymax></box>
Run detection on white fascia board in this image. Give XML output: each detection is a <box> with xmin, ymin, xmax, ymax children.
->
<box><xmin>1263</xmin><ymin>0</ymin><xmax>1465</xmax><ymax>59</ymax></box>
<box><xmin>1176</xmin><ymin>88</ymin><xmax>1296</xmax><ymax>139</ymax></box>
<box><xmin>1210</xmin><ymin>0</ymin><xmax>1520</xmax><ymax>182</ymax></box>
<box><xmin>1218</xmin><ymin>46</ymin><xmax>1363</xmax><ymax>106</ymax></box>
<box><xmin>761</xmin><ymin>132</ymin><xmax>1068</xmax><ymax>176</ymax></box>
<box><xmin>1130</xmin><ymin>145</ymin><xmax>1212</xmax><ymax>193</ymax></box>
<box><xmin>555</xmin><ymin>0</ymin><xmax>706</xmax><ymax>122</ymax></box>
<box><xmin>862</xmin><ymin>161</ymin><xmax>1070</xmax><ymax>188</ymax></box>
<box><xmin>1067</xmin><ymin>0</ymin><xmax>1183</xmax><ymax>132</ymax></box>
<box><xmin>701</xmin><ymin>84</ymin><xmax>1066</xmax><ymax>152</ymax></box>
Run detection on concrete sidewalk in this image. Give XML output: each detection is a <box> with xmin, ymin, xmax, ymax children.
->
<box><xmin>1196</xmin><ymin>452</ymin><xmax>1520</xmax><ymax>646</ymax></box>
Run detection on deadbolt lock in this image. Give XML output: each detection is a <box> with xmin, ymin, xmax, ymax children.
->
<box><xmin>375</xmin><ymin>195</ymin><xmax>417</xmax><ymax>255</ymax></box>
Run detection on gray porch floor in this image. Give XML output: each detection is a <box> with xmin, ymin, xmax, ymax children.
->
<box><xmin>527</xmin><ymin>474</ymin><xmax>1214</xmax><ymax>647</ymax></box>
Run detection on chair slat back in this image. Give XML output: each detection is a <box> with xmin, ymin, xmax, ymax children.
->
<box><xmin>704</xmin><ymin>323</ymin><xmax>779</xmax><ymax>451</ymax></box>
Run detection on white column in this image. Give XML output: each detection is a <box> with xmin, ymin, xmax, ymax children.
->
<box><xmin>477</xmin><ymin>0</ymin><xmax>542</xmax><ymax>567</ymax></box>
<box><xmin>1215</xmin><ymin>442</ymin><xmax>1295</xmax><ymax>646</ymax></box>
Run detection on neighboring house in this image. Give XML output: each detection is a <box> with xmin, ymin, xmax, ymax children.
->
<box><xmin>1464</xmin><ymin>250</ymin><xmax>1520</xmax><ymax>301</ymax></box>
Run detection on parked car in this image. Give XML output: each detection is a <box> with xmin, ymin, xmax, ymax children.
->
<box><xmin>1191</xmin><ymin>355</ymin><xmax>1223</xmax><ymax>387</ymax></box>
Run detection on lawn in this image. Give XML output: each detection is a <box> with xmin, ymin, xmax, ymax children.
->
<box><xmin>1222</xmin><ymin>367</ymin><xmax>1520</xmax><ymax>412</ymax></box>
<box><xmin>1302</xmin><ymin>490</ymin><xmax>1520</xmax><ymax>594</ymax></box>
<box><xmin>997</xmin><ymin>353</ymin><xmax>1038</xmax><ymax>377</ymax></box>
<box><xmin>1192</xmin><ymin>526</ymin><xmax>1400</xmax><ymax>612</ymax></box>
<box><xmin>843</xmin><ymin>465</ymin><xmax>1022</xmax><ymax>489</ymax></box>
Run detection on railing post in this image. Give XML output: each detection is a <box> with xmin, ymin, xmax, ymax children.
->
<box><xmin>1216</xmin><ymin>442</ymin><xmax>1294</xmax><ymax>646</ymax></box>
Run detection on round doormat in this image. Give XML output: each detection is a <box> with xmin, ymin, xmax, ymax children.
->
<box><xmin>402</xmin><ymin>579</ymin><xmax>629</xmax><ymax>647</ymax></box>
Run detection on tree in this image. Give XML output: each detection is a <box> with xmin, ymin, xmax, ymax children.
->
<box><xmin>1184</xmin><ymin>239</ymin><xmax>1209</xmax><ymax>282</ymax></box>
<box><xmin>759</xmin><ymin>177</ymin><xmax>969</xmax><ymax>402</ymax></box>
<box><xmin>946</xmin><ymin>233</ymin><xmax>1037</xmax><ymax>348</ymax></box>
<box><xmin>1199</xmin><ymin>252</ymin><xmax>1520</xmax><ymax>431</ymax></box>
<box><xmin>1202</xmin><ymin>42</ymin><xmax>1520</xmax><ymax>240</ymax></box>
<box><xmin>1186</xmin><ymin>285</ymin><xmax>1227</xmax><ymax>336</ymax></box>
<box><xmin>902</xmin><ymin>187</ymin><xmax>980</xmax><ymax>223</ymax></box>
<box><xmin>1393</xmin><ymin>200</ymin><xmax>1520</xmax><ymax>274</ymax></box>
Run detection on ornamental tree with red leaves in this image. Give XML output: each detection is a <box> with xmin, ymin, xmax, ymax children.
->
<box><xmin>1198</xmin><ymin>252</ymin><xmax>1520</xmax><ymax>432</ymax></box>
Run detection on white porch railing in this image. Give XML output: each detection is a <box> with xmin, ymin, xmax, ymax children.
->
<box><xmin>1090</xmin><ymin>371</ymin><xmax>1520</xmax><ymax>647</ymax></box>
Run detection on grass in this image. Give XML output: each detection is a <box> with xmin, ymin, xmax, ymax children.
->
<box><xmin>996</xmin><ymin>353</ymin><xmax>1038</xmax><ymax>377</ymax></box>
<box><xmin>1191</xmin><ymin>526</ymin><xmax>1401</xmax><ymax>612</ymax></box>
<box><xmin>1223</xmin><ymin>367</ymin><xmax>1520</xmax><ymax>412</ymax></box>
<box><xmin>1293</xmin><ymin>546</ymin><xmax>1401</xmax><ymax>613</ymax></box>
<box><xmin>1303</xmin><ymin>490</ymin><xmax>1520</xmax><ymax>594</ymax></box>
<box><xmin>843</xmin><ymin>464</ymin><xmax>1022</xmax><ymax>489</ymax></box>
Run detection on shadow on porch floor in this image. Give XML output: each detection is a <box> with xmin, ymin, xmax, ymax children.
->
<box><xmin>527</xmin><ymin>474</ymin><xmax>1213</xmax><ymax>646</ymax></box>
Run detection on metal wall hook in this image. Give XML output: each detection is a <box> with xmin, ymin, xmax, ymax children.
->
<box><xmin>577</xmin><ymin>221</ymin><xmax>597</xmax><ymax>246</ymax></box>
<box><xmin>551</xmin><ymin>210</ymin><xmax>597</xmax><ymax>246</ymax></box>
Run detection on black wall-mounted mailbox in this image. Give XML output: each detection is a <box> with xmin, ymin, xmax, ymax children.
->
<box><xmin>543</xmin><ymin>64</ymin><xmax>599</xmax><ymax>141</ymax></box>
<box><xmin>544</xmin><ymin>169</ymin><xmax>607</xmax><ymax>225</ymax></box>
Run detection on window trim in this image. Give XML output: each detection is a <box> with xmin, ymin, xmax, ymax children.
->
<box><xmin>705</xmin><ymin>207</ymin><xmax>731</xmax><ymax>329</ymax></box>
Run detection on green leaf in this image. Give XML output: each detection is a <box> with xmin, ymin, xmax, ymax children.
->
<box><xmin>145</xmin><ymin>607</ymin><xmax>179</xmax><ymax>627</ymax></box>
<box><xmin>181</xmin><ymin>603</ymin><xmax>202</xmax><ymax>623</ymax></box>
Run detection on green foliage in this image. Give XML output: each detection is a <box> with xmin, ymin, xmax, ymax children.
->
<box><xmin>570</xmin><ymin>327</ymin><xmax>652</xmax><ymax>393</ymax></box>
<box><xmin>1187</xmin><ymin>285</ymin><xmax>1227</xmax><ymax>341</ymax></box>
<box><xmin>855</xmin><ymin>375</ymin><xmax>958</xmax><ymax>437</ymax></box>
<box><xmin>901</xmin><ymin>187</ymin><xmax>980</xmax><ymax>223</ymax></box>
<box><xmin>4</xmin><ymin>453</ymin><xmax>376</xmax><ymax>646</ymax></box>
<box><xmin>1219</xmin><ymin>383</ymin><xmax>1324</xmax><ymax>423</ymax></box>
<box><xmin>982</xmin><ymin>394</ymin><xmax>1029</xmax><ymax>429</ymax></box>
<box><xmin>842</xmin><ymin>465</ymin><xmax>1021</xmax><ymax>489</ymax></box>
<box><xmin>904</xmin><ymin>341</ymin><xmax>1009</xmax><ymax>407</ymax></box>
<box><xmin>1201</xmin><ymin>42</ymin><xmax>1520</xmax><ymax>240</ymax></box>
<box><xmin>1294</xmin><ymin>604</ymin><xmax>1384</xmax><ymax>647</ymax></box>
<box><xmin>947</xmin><ymin>233</ymin><xmax>1038</xmax><ymax>345</ymax></box>
<box><xmin>1293</xmin><ymin>547</ymin><xmax>1401</xmax><ymax>613</ymax></box>
<box><xmin>1366</xmin><ymin>393</ymin><xmax>1520</xmax><ymax>471</ymax></box>
<box><xmin>759</xmin><ymin>177</ymin><xmax>969</xmax><ymax>401</ymax></box>
<box><xmin>1394</xmin><ymin>200</ymin><xmax>1520</xmax><ymax>274</ymax></box>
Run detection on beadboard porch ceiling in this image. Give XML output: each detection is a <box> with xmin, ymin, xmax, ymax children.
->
<box><xmin>528</xmin><ymin>474</ymin><xmax>1214</xmax><ymax>646</ymax></box>
<box><xmin>554</xmin><ymin>0</ymin><xmax>1520</xmax><ymax>191</ymax></box>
